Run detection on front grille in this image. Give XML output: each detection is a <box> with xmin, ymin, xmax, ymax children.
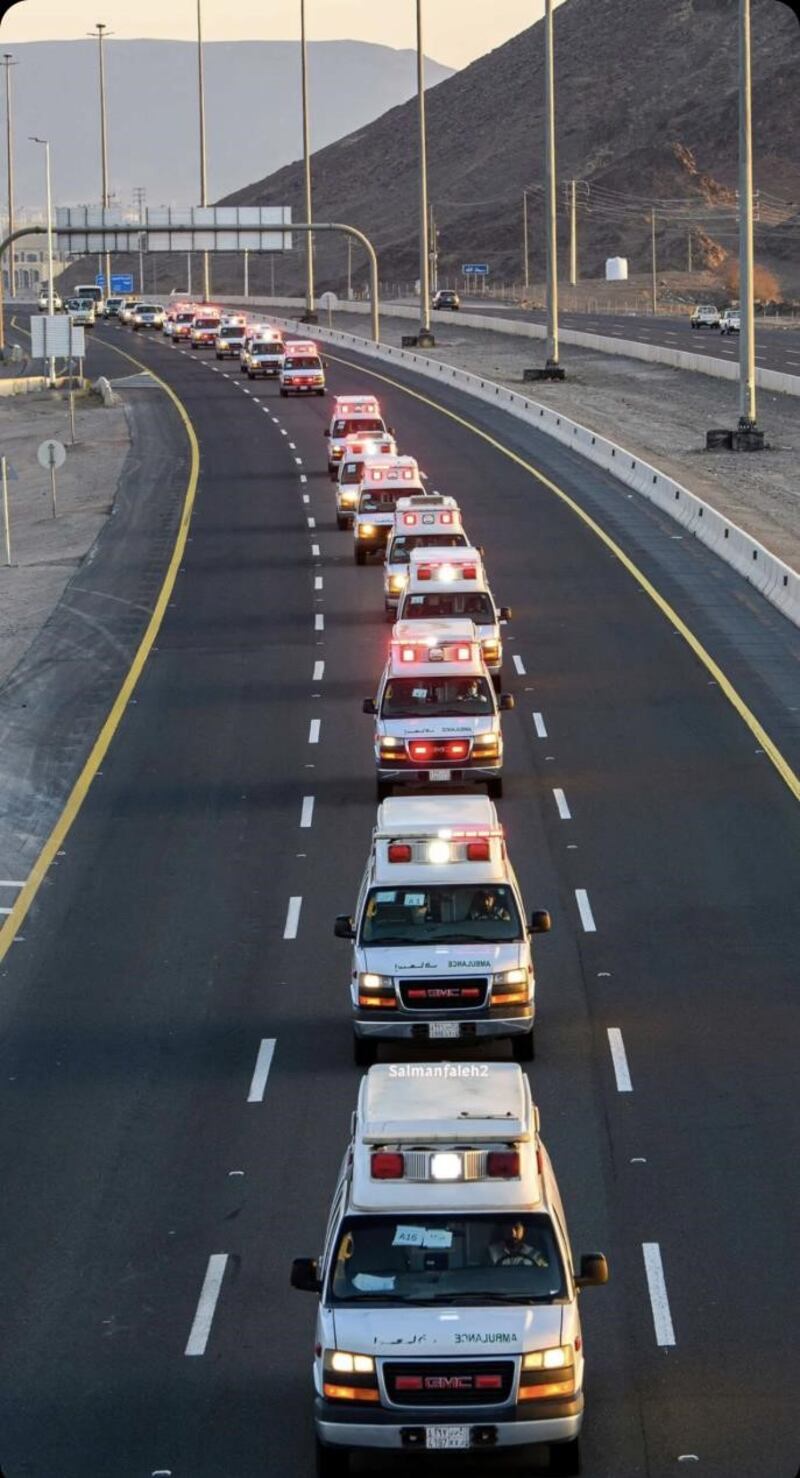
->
<box><xmin>404</xmin><ymin>739</ymin><xmax>473</xmax><ymax>763</ymax></box>
<box><xmin>398</xmin><ymin>977</ymin><xmax>488</xmax><ymax>1010</ymax></box>
<box><xmin>384</xmin><ymin>1360</ymin><xmax>514</xmax><ymax>1407</ymax></box>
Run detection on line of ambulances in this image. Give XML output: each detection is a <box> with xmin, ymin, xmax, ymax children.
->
<box><xmin>288</xmin><ymin>386</ymin><xmax>609</xmax><ymax>1478</ymax></box>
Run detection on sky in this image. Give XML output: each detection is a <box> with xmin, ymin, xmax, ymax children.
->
<box><xmin>0</xmin><ymin>1</ymin><xmax>562</xmax><ymax>70</ymax></box>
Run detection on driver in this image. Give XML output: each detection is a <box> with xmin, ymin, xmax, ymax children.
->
<box><xmin>468</xmin><ymin>888</ymin><xmax>511</xmax><ymax>922</ymax></box>
<box><xmin>488</xmin><ymin>1221</ymin><xmax>550</xmax><ymax>1268</ymax></box>
<box><xmin>457</xmin><ymin>678</ymin><xmax>488</xmax><ymax>704</ymax></box>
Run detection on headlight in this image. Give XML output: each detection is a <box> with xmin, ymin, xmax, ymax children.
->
<box><xmin>472</xmin><ymin>732</ymin><xmax>500</xmax><ymax>758</ymax></box>
<box><xmin>358</xmin><ymin>973</ymin><xmax>393</xmax><ymax>991</ymax></box>
<box><xmin>359</xmin><ymin>523</ymin><xmax>376</xmax><ymax>537</ymax></box>
<box><xmin>482</xmin><ymin>639</ymin><xmax>501</xmax><ymax>661</ymax></box>
<box><xmin>523</xmin><ymin>1346</ymin><xmax>571</xmax><ymax>1371</ymax></box>
<box><xmin>329</xmin><ymin>1350</ymin><xmax>375</xmax><ymax>1374</ymax></box>
<box><xmin>388</xmin><ymin>574</ymin><xmax>407</xmax><ymax>592</ymax></box>
<box><xmin>495</xmin><ymin>967</ymin><xmax>528</xmax><ymax>987</ymax></box>
<box><xmin>340</xmin><ymin>491</ymin><xmax>358</xmax><ymax>506</ymax></box>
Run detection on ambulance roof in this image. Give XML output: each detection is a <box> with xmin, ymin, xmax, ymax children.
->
<box><xmin>284</xmin><ymin>339</ymin><xmax>319</xmax><ymax>355</ymax></box>
<box><xmin>376</xmin><ymin>795</ymin><xmax>498</xmax><ymax>835</ymax></box>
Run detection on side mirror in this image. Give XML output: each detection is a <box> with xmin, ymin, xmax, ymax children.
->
<box><xmin>323</xmin><ymin>428</ymin><xmax>330</xmax><ymax>436</ymax></box>
<box><xmin>575</xmin><ymin>1252</ymin><xmax>609</xmax><ymax>1288</ymax></box>
<box><xmin>388</xmin><ymin>426</ymin><xmax>396</xmax><ymax>437</ymax></box>
<box><xmin>499</xmin><ymin>693</ymin><xmax>515</xmax><ymax>712</ymax></box>
<box><xmin>334</xmin><ymin>914</ymin><xmax>355</xmax><ymax>940</ymax></box>
<box><xmin>499</xmin><ymin>606</ymin><xmax>513</xmax><ymax>622</ymax></box>
<box><xmin>290</xmin><ymin>1257</ymin><xmax>322</xmax><ymax>1293</ymax></box>
<box><xmin>530</xmin><ymin>909</ymin><xmax>552</xmax><ymax>935</ymax></box>
<box><xmin>362</xmin><ymin>697</ymin><xmax>377</xmax><ymax>715</ymax></box>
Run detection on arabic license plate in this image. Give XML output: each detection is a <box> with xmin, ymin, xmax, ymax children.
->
<box><xmin>429</xmin><ymin>1021</ymin><xmax>460</xmax><ymax>1039</ymax></box>
<box><xmin>429</xmin><ymin>768</ymin><xmax>451</xmax><ymax>782</ymax></box>
<box><xmin>426</xmin><ymin>1426</ymin><xmax>470</xmax><ymax>1450</ymax></box>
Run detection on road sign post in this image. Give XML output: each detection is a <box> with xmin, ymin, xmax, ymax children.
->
<box><xmin>1</xmin><ymin>454</ymin><xmax>11</xmax><ymax>566</ymax></box>
<box><xmin>37</xmin><ymin>437</ymin><xmax>66</xmax><ymax>519</ymax></box>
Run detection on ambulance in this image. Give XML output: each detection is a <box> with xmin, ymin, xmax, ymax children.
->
<box><xmin>353</xmin><ymin>457</ymin><xmax>426</xmax><ymax>564</ymax></box>
<box><xmin>335</xmin><ymin>435</ymin><xmax>399</xmax><ymax>529</ymax></box>
<box><xmin>215</xmin><ymin>315</ymin><xmax>248</xmax><ymax>359</ymax></box>
<box><xmin>334</xmin><ymin>794</ymin><xmax>551</xmax><ymax>1064</ymax></box>
<box><xmin>280</xmin><ymin>340</ymin><xmax>326</xmax><ymax>396</ymax></box>
<box><xmin>241</xmin><ymin>328</ymin><xmax>285</xmax><ymax>378</ymax></box>
<box><xmin>170</xmin><ymin>306</ymin><xmax>197</xmax><ymax>341</ymax></box>
<box><xmin>383</xmin><ymin>497</ymin><xmax>469</xmax><ymax>616</ymax></box>
<box><xmin>190</xmin><ymin>308</ymin><xmax>222</xmax><ymax>349</ymax></box>
<box><xmin>362</xmin><ymin>620</ymin><xmax>513</xmax><ymax>799</ymax></box>
<box><xmin>397</xmin><ymin>548</ymin><xmax>512</xmax><ymax>683</ymax></box>
<box><xmin>325</xmin><ymin>396</ymin><xmax>391</xmax><ymax>476</ymax></box>
<box><xmin>291</xmin><ymin>1063</ymin><xmax>608</xmax><ymax>1477</ymax></box>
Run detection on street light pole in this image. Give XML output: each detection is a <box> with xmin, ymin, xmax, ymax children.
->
<box><xmin>196</xmin><ymin>0</ymin><xmax>210</xmax><ymax>302</ymax></box>
<box><xmin>738</xmin><ymin>0</ymin><xmax>757</xmax><ymax>429</ymax></box>
<box><xmin>569</xmin><ymin>178</ymin><xmax>577</xmax><ymax>287</ymax></box>
<box><xmin>2</xmin><ymin>55</ymin><xmax>16</xmax><ymax>300</ymax></box>
<box><xmin>300</xmin><ymin>0</ymin><xmax>316</xmax><ymax>321</ymax></box>
<box><xmin>543</xmin><ymin>0</ymin><xmax>561</xmax><ymax>372</ymax></box>
<box><xmin>650</xmin><ymin>207</ymin><xmax>657</xmax><ymax>314</ymax></box>
<box><xmin>416</xmin><ymin>0</ymin><xmax>433</xmax><ymax>344</ymax></box>
<box><xmin>89</xmin><ymin>24</ymin><xmax>112</xmax><ymax>301</ymax></box>
<box><xmin>523</xmin><ymin>189</ymin><xmax>529</xmax><ymax>292</ymax></box>
<box><xmin>30</xmin><ymin>135</ymin><xmax>55</xmax><ymax>383</ymax></box>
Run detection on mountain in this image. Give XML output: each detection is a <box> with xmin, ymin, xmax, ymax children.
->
<box><xmin>3</xmin><ymin>39</ymin><xmax>453</xmax><ymax>215</ymax></box>
<box><xmin>220</xmin><ymin>0</ymin><xmax>800</xmax><ymax>297</ymax></box>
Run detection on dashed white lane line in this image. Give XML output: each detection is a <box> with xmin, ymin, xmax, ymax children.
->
<box><xmin>533</xmin><ymin>712</ymin><xmax>548</xmax><ymax>739</ymax></box>
<box><xmin>313</xmin><ymin>660</ymin><xmax>325</xmax><ymax>681</ymax></box>
<box><xmin>272</xmin><ymin>416</ymin><xmax>280</xmax><ymax>423</ymax></box>
<box><xmin>315</xmin><ymin>575</ymin><xmax>323</xmax><ymax>590</ymax></box>
<box><xmin>302</xmin><ymin>494</ymin><xmax>310</xmax><ymax>504</ymax></box>
<box><xmin>0</xmin><ymin>880</ymin><xmax>26</xmax><ymax>888</ymax></box>
<box><xmin>607</xmin><ymin>1028</ymin><xmax>633</xmax><ymax>1091</ymax></box>
<box><xmin>312</xmin><ymin>543</ymin><xmax>320</xmax><ymax>557</ymax></box>
<box><xmin>575</xmin><ymin>888</ymin><xmax>597</xmax><ymax>932</ymax></box>
<box><xmin>247</xmin><ymin>1038</ymin><xmax>276</xmax><ymax>1102</ymax></box>
<box><xmin>553</xmin><ymin>787</ymin><xmax>571</xmax><ymax>820</ymax></box>
<box><xmin>283</xmin><ymin>895</ymin><xmax>303</xmax><ymax>938</ymax></box>
<box><xmin>242</xmin><ymin>388</ymin><xmax>251</xmax><ymax>395</ymax></box>
<box><xmin>512</xmin><ymin>654</ymin><xmax>526</xmax><ymax>676</ymax></box>
<box><xmin>307</xmin><ymin>516</ymin><xmax>316</xmax><ymax>529</ymax></box>
<box><xmin>222</xmin><ymin>373</ymin><xmax>230</xmax><ymax>379</ymax></box>
<box><xmin>642</xmin><ymin>1243</ymin><xmax>676</xmax><ymax>1347</ymax></box>
<box><xmin>185</xmin><ymin>1254</ymin><xmax>228</xmax><ymax>1356</ymax></box>
<box><xmin>289</xmin><ymin>441</ymin><xmax>296</xmax><ymax>449</ymax></box>
<box><xmin>308</xmin><ymin>718</ymin><xmax>321</xmax><ymax>744</ymax></box>
<box><xmin>0</xmin><ymin>908</ymin><xmax>13</xmax><ymax>916</ymax></box>
<box><xmin>315</xmin><ymin>613</ymin><xmax>324</xmax><ymax>632</ymax></box>
<box><xmin>280</xmin><ymin>428</ymin><xmax>288</xmax><ymax>437</ymax></box>
<box><xmin>300</xmin><ymin>796</ymin><xmax>315</xmax><ymax>829</ymax></box>
<box><xmin>295</xmin><ymin>457</ymin><xmax>303</xmax><ymax>465</ymax></box>
<box><xmin>300</xmin><ymin>474</ymin><xmax>308</xmax><ymax>484</ymax></box>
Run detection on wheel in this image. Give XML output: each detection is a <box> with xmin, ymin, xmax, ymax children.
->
<box><xmin>355</xmin><ymin>548</ymin><xmax>367</xmax><ymax>566</ymax></box>
<box><xmin>487</xmin><ymin>777</ymin><xmax>503</xmax><ymax>799</ymax></box>
<box><xmin>511</xmin><ymin>1028</ymin><xmax>535</xmax><ymax>1063</ymax></box>
<box><xmin>376</xmin><ymin>779</ymin><xmax>391</xmax><ymax>802</ymax></box>
<box><xmin>248</xmin><ymin>370</ymin><xmax>255</xmax><ymax>379</ymax></box>
<box><xmin>353</xmin><ymin>1035</ymin><xmax>377</xmax><ymax>1069</ymax></box>
<box><xmin>550</xmin><ymin>1436</ymin><xmax>581</xmax><ymax>1476</ymax></box>
<box><xmin>316</xmin><ymin>388</ymin><xmax>325</xmax><ymax>396</ymax></box>
<box><xmin>315</xmin><ymin>1437</ymin><xmax>350</xmax><ymax>1477</ymax></box>
<box><xmin>280</xmin><ymin>388</ymin><xmax>288</xmax><ymax>397</ymax></box>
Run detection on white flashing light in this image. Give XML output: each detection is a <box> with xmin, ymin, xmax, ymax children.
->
<box><xmin>430</xmin><ymin>1152</ymin><xmax>462</xmax><ymax>1182</ymax></box>
<box><xmin>426</xmin><ymin>839</ymin><xmax>451</xmax><ymax>866</ymax></box>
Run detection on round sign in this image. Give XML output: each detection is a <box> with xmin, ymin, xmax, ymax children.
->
<box><xmin>319</xmin><ymin>291</ymin><xmax>338</xmax><ymax>310</ymax></box>
<box><xmin>37</xmin><ymin>438</ymin><xmax>67</xmax><ymax>470</ymax></box>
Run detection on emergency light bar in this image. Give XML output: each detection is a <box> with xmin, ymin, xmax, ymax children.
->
<box><xmin>395</xmin><ymin>640</ymin><xmax>474</xmax><ymax>664</ymax></box>
<box><xmin>334</xmin><ymin>396</ymin><xmax>379</xmax><ymax>414</ymax></box>
<box><xmin>386</xmin><ymin>833</ymin><xmax>493</xmax><ymax>864</ymax></box>
<box><xmin>401</xmin><ymin>510</ymin><xmax>455</xmax><ymax>527</ymax></box>
<box><xmin>369</xmin><ymin>468</ymin><xmax>417</xmax><ymax>483</ymax></box>
<box><xmin>371</xmin><ymin>1148</ymin><xmax>521</xmax><ymax>1181</ymax></box>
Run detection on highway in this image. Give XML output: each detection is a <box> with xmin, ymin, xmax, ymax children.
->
<box><xmin>0</xmin><ymin>316</ymin><xmax>798</xmax><ymax>1478</ymax></box>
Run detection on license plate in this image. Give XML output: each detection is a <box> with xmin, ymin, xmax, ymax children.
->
<box><xmin>429</xmin><ymin>768</ymin><xmax>451</xmax><ymax>782</ymax></box>
<box><xmin>426</xmin><ymin>1426</ymin><xmax>470</xmax><ymax>1450</ymax></box>
<box><xmin>429</xmin><ymin>1021</ymin><xmax>460</xmax><ymax>1039</ymax></box>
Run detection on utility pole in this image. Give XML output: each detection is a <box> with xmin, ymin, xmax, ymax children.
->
<box><xmin>30</xmin><ymin>136</ymin><xmax>55</xmax><ymax>383</ymax></box>
<box><xmin>738</xmin><ymin>0</ymin><xmax>757</xmax><ymax>430</ymax></box>
<box><xmin>243</xmin><ymin>247</ymin><xmax>249</xmax><ymax>297</ymax></box>
<box><xmin>523</xmin><ymin>189</ymin><xmax>529</xmax><ymax>291</ymax></box>
<box><xmin>300</xmin><ymin>0</ymin><xmax>316</xmax><ymax>321</ymax></box>
<box><xmin>569</xmin><ymin>177</ymin><xmax>577</xmax><ymax>286</ymax></box>
<box><xmin>196</xmin><ymin>0</ymin><xmax>210</xmax><ymax>302</ymax></box>
<box><xmin>650</xmin><ymin>207</ymin><xmax>657</xmax><ymax>315</ymax></box>
<box><xmin>687</xmin><ymin>227</ymin><xmax>693</xmax><ymax>274</ymax></box>
<box><xmin>543</xmin><ymin>0</ymin><xmax>561</xmax><ymax>374</ymax></box>
<box><xmin>2</xmin><ymin>55</ymin><xmax>16</xmax><ymax>300</ymax></box>
<box><xmin>416</xmin><ymin>0</ymin><xmax>434</xmax><ymax>345</ymax></box>
<box><xmin>134</xmin><ymin>186</ymin><xmax>146</xmax><ymax>295</ymax></box>
<box><xmin>346</xmin><ymin>234</ymin><xmax>352</xmax><ymax>301</ymax></box>
<box><xmin>429</xmin><ymin>201</ymin><xmax>439</xmax><ymax>295</ymax></box>
<box><xmin>89</xmin><ymin>23</ymin><xmax>113</xmax><ymax>301</ymax></box>
<box><xmin>270</xmin><ymin>252</ymin><xmax>275</xmax><ymax>299</ymax></box>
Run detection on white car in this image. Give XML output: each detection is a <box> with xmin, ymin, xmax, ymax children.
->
<box><xmin>691</xmin><ymin>304</ymin><xmax>721</xmax><ymax>329</ymax></box>
<box><xmin>720</xmin><ymin>310</ymin><xmax>741</xmax><ymax>336</ymax></box>
<box><xmin>334</xmin><ymin>438</ymin><xmax>399</xmax><ymax>530</ymax></box>
<box><xmin>131</xmin><ymin>303</ymin><xmax>165</xmax><ymax>331</ymax></box>
<box><xmin>325</xmin><ymin>395</ymin><xmax>389</xmax><ymax>475</ymax></box>
<box><xmin>118</xmin><ymin>300</ymin><xmax>141</xmax><ymax>325</ymax></box>
<box><xmin>37</xmin><ymin>288</ymin><xmax>62</xmax><ymax>312</ymax></box>
<box><xmin>64</xmin><ymin>297</ymin><xmax>96</xmax><ymax>327</ymax></box>
<box><xmin>190</xmin><ymin>313</ymin><xmax>222</xmax><ymax>349</ymax></box>
<box><xmin>291</xmin><ymin>1062</ymin><xmax>607</xmax><ymax>1476</ymax></box>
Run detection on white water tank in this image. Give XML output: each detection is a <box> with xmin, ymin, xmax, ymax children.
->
<box><xmin>605</xmin><ymin>256</ymin><xmax>629</xmax><ymax>281</ymax></box>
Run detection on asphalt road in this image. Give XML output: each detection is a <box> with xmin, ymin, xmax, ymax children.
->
<box><xmin>0</xmin><ymin>318</ymin><xmax>797</xmax><ymax>1478</ymax></box>
<box><xmin>446</xmin><ymin>302</ymin><xmax>800</xmax><ymax>376</ymax></box>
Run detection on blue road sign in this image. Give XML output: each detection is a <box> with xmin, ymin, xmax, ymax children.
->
<box><xmin>95</xmin><ymin>273</ymin><xmax>105</xmax><ymax>288</ymax></box>
<box><xmin>111</xmin><ymin>274</ymin><xmax>134</xmax><ymax>293</ymax></box>
<box><xmin>462</xmin><ymin>263</ymin><xmax>489</xmax><ymax>275</ymax></box>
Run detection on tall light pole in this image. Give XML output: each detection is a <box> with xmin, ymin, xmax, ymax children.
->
<box><xmin>196</xmin><ymin>0</ymin><xmax>210</xmax><ymax>302</ymax></box>
<box><xmin>738</xmin><ymin>0</ymin><xmax>757</xmax><ymax>430</ymax></box>
<box><xmin>30</xmin><ymin>135</ymin><xmax>55</xmax><ymax>383</ymax></box>
<box><xmin>650</xmin><ymin>207</ymin><xmax>657</xmax><ymax>315</ymax></box>
<box><xmin>300</xmin><ymin>0</ymin><xmax>316</xmax><ymax>321</ymax></box>
<box><xmin>89</xmin><ymin>24</ymin><xmax>112</xmax><ymax>301</ymax></box>
<box><xmin>522</xmin><ymin>189</ymin><xmax>530</xmax><ymax>291</ymax></box>
<box><xmin>416</xmin><ymin>0</ymin><xmax>434</xmax><ymax>345</ymax></box>
<box><xmin>3</xmin><ymin>55</ymin><xmax>16</xmax><ymax>300</ymax></box>
<box><xmin>543</xmin><ymin>0</ymin><xmax>561</xmax><ymax>374</ymax></box>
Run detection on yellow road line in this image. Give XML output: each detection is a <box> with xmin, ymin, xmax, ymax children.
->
<box><xmin>0</xmin><ymin>335</ymin><xmax>200</xmax><ymax>962</ymax></box>
<box><xmin>328</xmin><ymin>349</ymin><xmax>799</xmax><ymax>804</ymax></box>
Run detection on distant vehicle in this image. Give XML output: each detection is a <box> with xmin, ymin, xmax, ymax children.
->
<box><xmin>74</xmin><ymin>283</ymin><xmax>105</xmax><ymax>314</ymax></box>
<box><xmin>37</xmin><ymin>287</ymin><xmax>62</xmax><ymax>312</ymax></box>
<box><xmin>432</xmin><ymin>289</ymin><xmax>461</xmax><ymax>311</ymax></box>
<box><xmin>215</xmin><ymin>318</ymin><xmax>248</xmax><ymax>359</ymax></box>
<box><xmin>131</xmin><ymin>303</ymin><xmax>165</xmax><ymax>331</ymax></box>
<box><xmin>118</xmin><ymin>300</ymin><xmax>141</xmax><ymax>325</ymax></box>
<box><xmin>720</xmin><ymin>309</ymin><xmax>741</xmax><ymax>336</ymax></box>
<box><xmin>190</xmin><ymin>311</ymin><xmax>222</xmax><ymax>349</ymax></box>
<box><xmin>104</xmin><ymin>296</ymin><xmax>124</xmax><ymax>318</ymax></box>
<box><xmin>279</xmin><ymin>339</ymin><xmax>326</xmax><ymax>396</ymax></box>
<box><xmin>64</xmin><ymin>297</ymin><xmax>96</xmax><ymax>327</ymax></box>
<box><xmin>691</xmin><ymin>304</ymin><xmax>721</xmax><ymax>329</ymax></box>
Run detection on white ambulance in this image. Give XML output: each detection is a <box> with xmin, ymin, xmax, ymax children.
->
<box><xmin>334</xmin><ymin>794</ymin><xmax>551</xmax><ymax>1064</ymax></box>
<box><xmin>280</xmin><ymin>340</ymin><xmax>326</xmax><ymax>396</ymax></box>
<box><xmin>190</xmin><ymin>309</ymin><xmax>222</xmax><ymax>349</ymax></box>
<box><xmin>362</xmin><ymin>620</ymin><xmax>513</xmax><ymax>800</ymax></box>
<box><xmin>215</xmin><ymin>315</ymin><xmax>248</xmax><ymax>359</ymax></box>
<box><xmin>397</xmin><ymin>548</ymin><xmax>511</xmax><ymax>683</ymax></box>
<box><xmin>242</xmin><ymin>328</ymin><xmax>285</xmax><ymax>378</ymax></box>
<box><xmin>335</xmin><ymin>434</ymin><xmax>399</xmax><ymax>529</ymax></box>
<box><xmin>325</xmin><ymin>395</ymin><xmax>391</xmax><ymax>476</ymax></box>
<box><xmin>291</xmin><ymin>1063</ymin><xmax>608</xmax><ymax>1476</ymax></box>
<box><xmin>383</xmin><ymin>497</ymin><xmax>469</xmax><ymax>616</ymax></box>
<box><xmin>353</xmin><ymin>457</ymin><xmax>425</xmax><ymax>564</ymax></box>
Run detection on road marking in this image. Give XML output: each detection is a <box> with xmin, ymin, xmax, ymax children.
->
<box><xmin>247</xmin><ymin>1038</ymin><xmax>276</xmax><ymax>1102</ymax></box>
<box><xmin>607</xmin><ymin>1028</ymin><xmax>633</xmax><ymax>1091</ymax></box>
<box><xmin>326</xmin><ymin>352</ymin><xmax>800</xmax><ymax>803</ymax></box>
<box><xmin>642</xmin><ymin>1243</ymin><xmax>676</xmax><ymax>1347</ymax></box>
<box><xmin>295</xmin><ymin>457</ymin><xmax>303</xmax><ymax>465</ymax></box>
<box><xmin>284</xmin><ymin>895</ymin><xmax>303</xmax><ymax>937</ymax></box>
<box><xmin>533</xmin><ymin>712</ymin><xmax>547</xmax><ymax>739</ymax></box>
<box><xmin>315</xmin><ymin>613</ymin><xmax>324</xmax><ymax>631</ymax></box>
<box><xmin>300</xmin><ymin>796</ymin><xmax>315</xmax><ymax>828</ymax></box>
<box><xmin>281</xmin><ymin>428</ymin><xmax>288</xmax><ymax>436</ymax></box>
<box><xmin>575</xmin><ymin>889</ymin><xmax>596</xmax><ymax>932</ymax></box>
<box><xmin>302</xmin><ymin>494</ymin><xmax>310</xmax><ymax>504</ymax></box>
<box><xmin>553</xmin><ymin>787</ymin><xmax>571</xmax><ymax>819</ymax></box>
<box><xmin>311</xmin><ymin>543</ymin><xmax>320</xmax><ymax>557</ymax></box>
<box><xmin>300</xmin><ymin>473</ymin><xmax>308</xmax><ymax>483</ymax></box>
<box><xmin>308</xmin><ymin>718</ymin><xmax>321</xmax><ymax>743</ymax></box>
<box><xmin>185</xmin><ymin>1254</ymin><xmax>228</xmax><ymax>1356</ymax></box>
<box><xmin>313</xmin><ymin>660</ymin><xmax>325</xmax><ymax>681</ymax></box>
<box><xmin>307</xmin><ymin>516</ymin><xmax>316</xmax><ymax>529</ymax></box>
<box><xmin>289</xmin><ymin>441</ymin><xmax>296</xmax><ymax>449</ymax></box>
<box><xmin>0</xmin><ymin>881</ymin><xmax>25</xmax><ymax>889</ymax></box>
<box><xmin>512</xmin><ymin>654</ymin><xmax>526</xmax><ymax>676</ymax></box>
<box><xmin>0</xmin><ymin>907</ymin><xmax>12</xmax><ymax>916</ymax></box>
<box><xmin>242</xmin><ymin>388</ymin><xmax>251</xmax><ymax>395</ymax></box>
<box><xmin>315</xmin><ymin>575</ymin><xmax>323</xmax><ymax>590</ymax></box>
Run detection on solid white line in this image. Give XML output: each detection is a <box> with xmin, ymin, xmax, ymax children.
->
<box><xmin>575</xmin><ymin>888</ymin><xmax>597</xmax><ymax>932</ymax></box>
<box><xmin>315</xmin><ymin>576</ymin><xmax>323</xmax><ymax>590</ymax></box>
<box><xmin>315</xmin><ymin>613</ymin><xmax>324</xmax><ymax>631</ymax></box>
<box><xmin>308</xmin><ymin>718</ymin><xmax>321</xmax><ymax>744</ymax></box>
<box><xmin>642</xmin><ymin>1243</ymin><xmax>676</xmax><ymax>1347</ymax></box>
<box><xmin>313</xmin><ymin>660</ymin><xmax>325</xmax><ymax>681</ymax></box>
<box><xmin>247</xmin><ymin>1038</ymin><xmax>276</xmax><ymax>1102</ymax></box>
<box><xmin>533</xmin><ymin>712</ymin><xmax>548</xmax><ymax>738</ymax></box>
<box><xmin>284</xmin><ymin>895</ymin><xmax>303</xmax><ymax>938</ymax></box>
<box><xmin>512</xmin><ymin>654</ymin><xmax>526</xmax><ymax>676</ymax></box>
<box><xmin>553</xmin><ymin>787</ymin><xmax>571</xmax><ymax>819</ymax></box>
<box><xmin>300</xmin><ymin>795</ymin><xmax>315</xmax><ymax>829</ymax></box>
<box><xmin>607</xmin><ymin>1028</ymin><xmax>633</xmax><ymax>1091</ymax></box>
<box><xmin>185</xmin><ymin>1254</ymin><xmax>228</xmax><ymax>1356</ymax></box>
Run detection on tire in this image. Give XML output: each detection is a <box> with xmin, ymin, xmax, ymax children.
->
<box><xmin>315</xmin><ymin>1438</ymin><xmax>350</xmax><ymax>1477</ymax></box>
<box><xmin>317</xmin><ymin>388</ymin><xmax>325</xmax><ymax>396</ymax></box>
<box><xmin>353</xmin><ymin>1035</ymin><xmax>377</xmax><ymax>1069</ymax></box>
<box><xmin>550</xmin><ymin>1437</ymin><xmax>581</xmax><ymax>1476</ymax></box>
<box><xmin>279</xmin><ymin>388</ymin><xmax>288</xmax><ymax>397</ymax></box>
<box><xmin>376</xmin><ymin>779</ymin><xmax>392</xmax><ymax>802</ymax></box>
<box><xmin>511</xmin><ymin>1028</ymin><xmax>535</xmax><ymax>1063</ymax></box>
<box><xmin>355</xmin><ymin>548</ymin><xmax>367</xmax><ymax>566</ymax></box>
<box><xmin>248</xmin><ymin>371</ymin><xmax>255</xmax><ymax>380</ymax></box>
<box><xmin>487</xmin><ymin>777</ymin><xmax>503</xmax><ymax>800</ymax></box>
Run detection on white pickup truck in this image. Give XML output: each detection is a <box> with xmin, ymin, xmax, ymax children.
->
<box><xmin>690</xmin><ymin>304</ymin><xmax>721</xmax><ymax>330</ymax></box>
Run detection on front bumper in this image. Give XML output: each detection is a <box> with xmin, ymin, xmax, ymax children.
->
<box><xmin>377</xmin><ymin>762</ymin><xmax>501</xmax><ymax>788</ymax></box>
<box><xmin>316</xmin><ymin>1393</ymin><xmax>582</xmax><ymax>1450</ymax></box>
<box><xmin>354</xmin><ymin>1004</ymin><xmax>533</xmax><ymax>1042</ymax></box>
<box><xmin>283</xmin><ymin>381</ymin><xmax>325</xmax><ymax>393</ymax></box>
